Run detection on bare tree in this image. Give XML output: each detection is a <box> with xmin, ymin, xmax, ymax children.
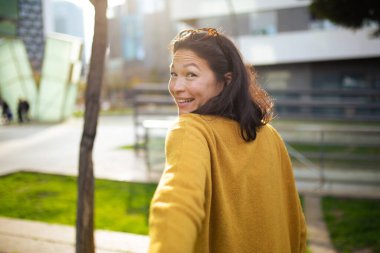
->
<box><xmin>76</xmin><ymin>0</ymin><xmax>107</xmax><ymax>252</ymax></box>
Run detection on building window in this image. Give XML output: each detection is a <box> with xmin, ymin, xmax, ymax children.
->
<box><xmin>374</xmin><ymin>76</ymin><xmax>380</xmax><ymax>89</ymax></box>
<box><xmin>341</xmin><ymin>73</ymin><xmax>368</xmax><ymax>89</ymax></box>
<box><xmin>309</xmin><ymin>14</ymin><xmax>337</xmax><ymax>31</ymax></box>
<box><xmin>122</xmin><ymin>15</ymin><xmax>145</xmax><ymax>61</ymax></box>
<box><xmin>249</xmin><ymin>11</ymin><xmax>277</xmax><ymax>35</ymax></box>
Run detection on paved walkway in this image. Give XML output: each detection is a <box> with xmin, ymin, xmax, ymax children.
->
<box><xmin>1</xmin><ymin>115</ymin><xmax>379</xmax><ymax>253</ymax></box>
<box><xmin>304</xmin><ymin>196</ymin><xmax>336</xmax><ymax>253</ymax></box>
<box><xmin>0</xmin><ymin>116</ymin><xmax>162</xmax><ymax>182</ymax></box>
<box><xmin>0</xmin><ymin>217</ymin><xmax>149</xmax><ymax>253</ymax></box>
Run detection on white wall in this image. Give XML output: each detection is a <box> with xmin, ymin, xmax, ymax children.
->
<box><xmin>170</xmin><ymin>0</ymin><xmax>310</xmax><ymax>20</ymax></box>
<box><xmin>239</xmin><ymin>28</ymin><xmax>380</xmax><ymax>65</ymax></box>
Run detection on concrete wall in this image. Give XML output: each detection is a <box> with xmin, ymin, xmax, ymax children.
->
<box><xmin>239</xmin><ymin>28</ymin><xmax>380</xmax><ymax>65</ymax></box>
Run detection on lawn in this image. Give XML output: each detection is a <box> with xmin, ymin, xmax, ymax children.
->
<box><xmin>0</xmin><ymin>171</ymin><xmax>157</xmax><ymax>235</ymax></box>
<box><xmin>288</xmin><ymin>143</ymin><xmax>380</xmax><ymax>170</ymax></box>
<box><xmin>322</xmin><ymin>196</ymin><xmax>380</xmax><ymax>253</ymax></box>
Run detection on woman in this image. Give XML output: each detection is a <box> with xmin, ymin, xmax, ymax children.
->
<box><xmin>148</xmin><ymin>28</ymin><xmax>307</xmax><ymax>253</ymax></box>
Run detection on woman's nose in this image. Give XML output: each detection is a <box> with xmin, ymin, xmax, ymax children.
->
<box><xmin>170</xmin><ymin>78</ymin><xmax>186</xmax><ymax>93</ymax></box>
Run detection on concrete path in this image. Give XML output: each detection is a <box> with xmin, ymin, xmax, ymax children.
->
<box><xmin>0</xmin><ymin>116</ymin><xmax>162</xmax><ymax>182</ymax></box>
<box><xmin>1</xmin><ymin>115</ymin><xmax>380</xmax><ymax>253</ymax></box>
<box><xmin>304</xmin><ymin>195</ymin><xmax>336</xmax><ymax>253</ymax></box>
<box><xmin>0</xmin><ymin>217</ymin><xmax>149</xmax><ymax>253</ymax></box>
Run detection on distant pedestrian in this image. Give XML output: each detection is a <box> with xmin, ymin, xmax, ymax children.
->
<box><xmin>17</xmin><ymin>98</ymin><xmax>30</xmax><ymax>123</ymax></box>
<box><xmin>23</xmin><ymin>99</ymin><xmax>30</xmax><ymax>122</ymax></box>
<box><xmin>1</xmin><ymin>99</ymin><xmax>13</xmax><ymax>124</ymax></box>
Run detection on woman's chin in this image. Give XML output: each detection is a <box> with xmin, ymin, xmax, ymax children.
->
<box><xmin>177</xmin><ymin>104</ymin><xmax>197</xmax><ymax>115</ymax></box>
<box><xmin>178</xmin><ymin>110</ymin><xmax>190</xmax><ymax>115</ymax></box>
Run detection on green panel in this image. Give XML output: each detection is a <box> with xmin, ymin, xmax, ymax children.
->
<box><xmin>37</xmin><ymin>79</ymin><xmax>66</xmax><ymax>122</ymax></box>
<box><xmin>63</xmin><ymin>83</ymin><xmax>77</xmax><ymax>118</ymax></box>
<box><xmin>70</xmin><ymin>61</ymin><xmax>82</xmax><ymax>84</ymax></box>
<box><xmin>38</xmin><ymin>35</ymin><xmax>82</xmax><ymax>122</ymax></box>
<box><xmin>43</xmin><ymin>38</ymin><xmax>72</xmax><ymax>62</ymax></box>
<box><xmin>0</xmin><ymin>80</ymin><xmax>24</xmax><ymax>116</ymax></box>
<box><xmin>0</xmin><ymin>39</ymin><xmax>37</xmax><ymax>120</ymax></box>
<box><xmin>13</xmin><ymin>40</ymin><xmax>33</xmax><ymax>76</ymax></box>
<box><xmin>0</xmin><ymin>21</ymin><xmax>17</xmax><ymax>37</ymax></box>
<box><xmin>0</xmin><ymin>0</ymin><xmax>17</xmax><ymax>37</ymax></box>
<box><xmin>69</xmin><ymin>40</ymin><xmax>83</xmax><ymax>62</ymax></box>
<box><xmin>0</xmin><ymin>42</ymin><xmax>15</xmax><ymax>83</ymax></box>
<box><xmin>0</xmin><ymin>59</ymin><xmax>19</xmax><ymax>83</ymax></box>
<box><xmin>0</xmin><ymin>42</ymin><xmax>12</xmax><ymax>59</ymax></box>
<box><xmin>0</xmin><ymin>0</ymin><xmax>18</xmax><ymax>19</ymax></box>
<box><xmin>41</xmin><ymin>39</ymin><xmax>72</xmax><ymax>82</ymax></box>
<box><xmin>63</xmin><ymin>61</ymin><xmax>81</xmax><ymax>118</ymax></box>
<box><xmin>23</xmin><ymin>79</ymin><xmax>38</xmax><ymax>118</ymax></box>
<box><xmin>18</xmin><ymin>58</ymin><xmax>33</xmax><ymax>76</ymax></box>
<box><xmin>42</xmin><ymin>59</ymin><xmax>71</xmax><ymax>82</ymax></box>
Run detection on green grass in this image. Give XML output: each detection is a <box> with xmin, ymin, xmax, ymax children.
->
<box><xmin>288</xmin><ymin>142</ymin><xmax>380</xmax><ymax>170</ymax></box>
<box><xmin>0</xmin><ymin>171</ymin><xmax>157</xmax><ymax>235</ymax></box>
<box><xmin>322</xmin><ymin>197</ymin><xmax>380</xmax><ymax>253</ymax></box>
<box><xmin>73</xmin><ymin>108</ymin><xmax>133</xmax><ymax>118</ymax></box>
<box><xmin>119</xmin><ymin>144</ymin><xmax>137</xmax><ymax>150</ymax></box>
<box><xmin>272</xmin><ymin>119</ymin><xmax>380</xmax><ymax>127</ymax></box>
<box><xmin>290</xmin><ymin>143</ymin><xmax>380</xmax><ymax>155</ymax></box>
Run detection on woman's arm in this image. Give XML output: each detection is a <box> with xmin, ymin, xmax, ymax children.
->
<box><xmin>148</xmin><ymin>116</ymin><xmax>210</xmax><ymax>253</ymax></box>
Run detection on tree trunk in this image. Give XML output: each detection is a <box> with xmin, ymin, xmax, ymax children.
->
<box><xmin>76</xmin><ymin>1</ymin><xmax>107</xmax><ymax>253</ymax></box>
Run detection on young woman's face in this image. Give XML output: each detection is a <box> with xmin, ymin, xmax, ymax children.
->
<box><xmin>169</xmin><ymin>49</ymin><xmax>223</xmax><ymax>115</ymax></box>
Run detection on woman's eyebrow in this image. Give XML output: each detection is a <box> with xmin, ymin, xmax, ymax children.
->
<box><xmin>170</xmin><ymin>63</ymin><xmax>200</xmax><ymax>71</ymax></box>
<box><xmin>183</xmin><ymin>63</ymin><xmax>200</xmax><ymax>70</ymax></box>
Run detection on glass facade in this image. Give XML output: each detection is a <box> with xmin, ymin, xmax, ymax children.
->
<box><xmin>122</xmin><ymin>15</ymin><xmax>145</xmax><ymax>61</ymax></box>
<box><xmin>249</xmin><ymin>11</ymin><xmax>277</xmax><ymax>35</ymax></box>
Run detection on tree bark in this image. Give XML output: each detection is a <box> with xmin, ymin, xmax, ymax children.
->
<box><xmin>76</xmin><ymin>1</ymin><xmax>107</xmax><ymax>253</ymax></box>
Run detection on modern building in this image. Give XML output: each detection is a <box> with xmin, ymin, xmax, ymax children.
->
<box><xmin>0</xmin><ymin>0</ymin><xmax>44</xmax><ymax>71</ymax></box>
<box><xmin>0</xmin><ymin>0</ymin><xmax>83</xmax><ymax>122</ymax></box>
<box><xmin>105</xmin><ymin>0</ymin><xmax>175</xmax><ymax>108</ymax></box>
<box><xmin>169</xmin><ymin>0</ymin><xmax>380</xmax><ymax>121</ymax></box>
<box><xmin>107</xmin><ymin>0</ymin><xmax>174</xmax><ymax>81</ymax></box>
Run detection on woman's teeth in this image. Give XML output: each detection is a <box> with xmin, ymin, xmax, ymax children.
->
<box><xmin>178</xmin><ymin>98</ymin><xmax>194</xmax><ymax>103</ymax></box>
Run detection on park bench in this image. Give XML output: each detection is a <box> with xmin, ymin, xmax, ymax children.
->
<box><xmin>131</xmin><ymin>83</ymin><xmax>177</xmax><ymax>159</ymax></box>
<box><xmin>131</xmin><ymin>84</ymin><xmax>380</xmax><ymax>174</ymax></box>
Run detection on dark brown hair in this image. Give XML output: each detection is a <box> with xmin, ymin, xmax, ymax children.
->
<box><xmin>170</xmin><ymin>28</ymin><xmax>273</xmax><ymax>142</ymax></box>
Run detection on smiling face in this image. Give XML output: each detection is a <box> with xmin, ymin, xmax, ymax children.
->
<box><xmin>169</xmin><ymin>49</ymin><xmax>223</xmax><ymax>115</ymax></box>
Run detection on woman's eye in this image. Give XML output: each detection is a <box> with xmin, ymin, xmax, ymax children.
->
<box><xmin>170</xmin><ymin>72</ymin><xmax>177</xmax><ymax>77</ymax></box>
<box><xmin>187</xmin><ymin>72</ymin><xmax>197</xmax><ymax>78</ymax></box>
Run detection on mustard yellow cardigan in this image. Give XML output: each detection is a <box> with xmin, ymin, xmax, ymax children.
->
<box><xmin>148</xmin><ymin>114</ymin><xmax>307</xmax><ymax>253</ymax></box>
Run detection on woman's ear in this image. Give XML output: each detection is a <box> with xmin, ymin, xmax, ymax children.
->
<box><xmin>224</xmin><ymin>72</ymin><xmax>232</xmax><ymax>86</ymax></box>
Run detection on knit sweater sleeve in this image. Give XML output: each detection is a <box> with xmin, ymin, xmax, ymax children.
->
<box><xmin>148</xmin><ymin>115</ymin><xmax>210</xmax><ymax>253</ymax></box>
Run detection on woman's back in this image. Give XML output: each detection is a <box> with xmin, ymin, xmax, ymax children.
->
<box><xmin>149</xmin><ymin>114</ymin><xmax>307</xmax><ymax>253</ymax></box>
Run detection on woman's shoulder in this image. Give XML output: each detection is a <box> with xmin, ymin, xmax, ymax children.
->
<box><xmin>171</xmin><ymin>113</ymin><xmax>213</xmax><ymax>132</ymax></box>
<box><xmin>175</xmin><ymin>113</ymin><xmax>212</xmax><ymax>126</ymax></box>
<box><xmin>166</xmin><ymin>114</ymin><xmax>213</xmax><ymax>149</ymax></box>
<box><xmin>175</xmin><ymin>113</ymin><xmax>236</xmax><ymax>130</ymax></box>
<box><xmin>259</xmin><ymin>123</ymin><xmax>282</xmax><ymax>138</ymax></box>
<box><xmin>258</xmin><ymin>124</ymin><xmax>288</xmax><ymax>151</ymax></box>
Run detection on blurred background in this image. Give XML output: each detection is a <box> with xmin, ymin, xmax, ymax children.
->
<box><xmin>0</xmin><ymin>0</ymin><xmax>380</xmax><ymax>252</ymax></box>
<box><xmin>1</xmin><ymin>0</ymin><xmax>379</xmax><ymax>120</ymax></box>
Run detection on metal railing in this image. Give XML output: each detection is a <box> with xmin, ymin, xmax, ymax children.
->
<box><xmin>279</xmin><ymin>126</ymin><xmax>380</xmax><ymax>187</ymax></box>
<box><xmin>268</xmin><ymin>88</ymin><xmax>380</xmax><ymax>121</ymax></box>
